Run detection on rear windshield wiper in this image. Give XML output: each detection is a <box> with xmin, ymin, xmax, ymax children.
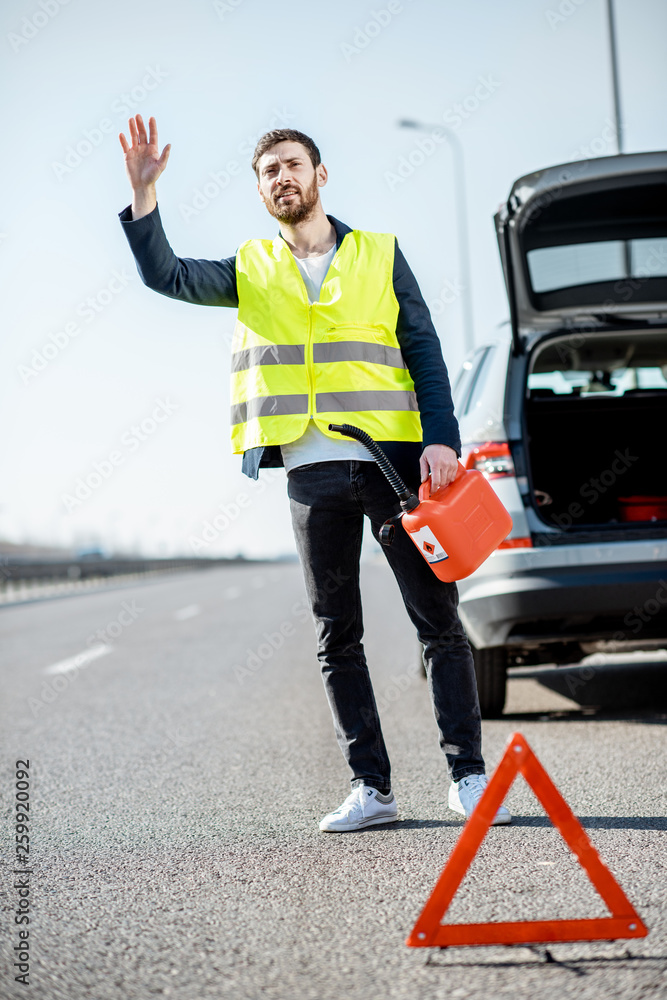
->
<box><xmin>591</xmin><ymin>313</ymin><xmax>661</xmax><ymax>327</ymax></box>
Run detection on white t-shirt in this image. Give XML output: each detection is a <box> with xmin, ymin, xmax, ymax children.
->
<box><xmin>280</xmin><ymin>244</ymin><xmax>374</xmax><ymax>473</ymax></box>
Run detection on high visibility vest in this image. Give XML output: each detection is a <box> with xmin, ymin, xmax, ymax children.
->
<box><xmin>230</xmin><ymin>228</ymin><xmax>423</xmax><ymax>454</ymax></box>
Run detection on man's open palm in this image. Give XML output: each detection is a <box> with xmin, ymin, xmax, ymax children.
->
<box><xmin>118</xmin><ymin>114</ymin><xmax>171</xmax><ymax>190</ymax></box>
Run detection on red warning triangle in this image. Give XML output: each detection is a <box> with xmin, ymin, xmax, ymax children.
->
<box><xmin>407</xmin><ymin>731</ymin><xmax>648</xmax><ymax>948</ymax></box>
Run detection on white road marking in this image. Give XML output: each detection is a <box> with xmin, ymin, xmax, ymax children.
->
<box><xmin>174</xmin><ymin>604</ymin><xmax>201</xmax><ymax>620</ymax></box>
<box><xmin>44</xmin><ymin>644</ymin><xmax>113</xmax><ymax>675</ymax></box>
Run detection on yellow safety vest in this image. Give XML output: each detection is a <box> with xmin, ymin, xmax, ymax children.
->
<box><xmin>230</xmin><ymin>228</ymin><xmax>422</xmax><ymax>454</ymax></box>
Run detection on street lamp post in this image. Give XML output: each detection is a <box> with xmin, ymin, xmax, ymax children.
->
<box><xmin>397</xmin><ymin>118</ymin><xmax>475</xmax><ymax>354</ymax></box>
<box><xmin>606</xmin><ymin>0</ymin><xmax>624</xmax><ymax>155</ymax></box>
<box><xmin>605</xmin><ymin>0</ymin><xmax>632</xmax><ymax>278</ymax></box>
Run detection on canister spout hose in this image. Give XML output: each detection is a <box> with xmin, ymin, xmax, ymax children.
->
<box><xmin>328</xmin><ymin>423</ymin><xmax>419</xmax><ymax>511</ymax></box>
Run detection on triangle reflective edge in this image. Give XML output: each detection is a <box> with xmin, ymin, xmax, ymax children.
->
<box><xmin>406</xmin><ymin>732</ymin><xmax>648</xmax><ymax>948</ymax></box>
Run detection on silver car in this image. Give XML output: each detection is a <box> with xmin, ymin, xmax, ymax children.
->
<box><xmin>453</xmin><ymin>150</ymin><xmax>667</xmax><ymax>717</ymax></box>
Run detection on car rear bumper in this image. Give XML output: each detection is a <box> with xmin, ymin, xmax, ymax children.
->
<box><xmin>457</xmin><ymin>547</ymin><xmax>667</xmax><ymax>649</ymax></box>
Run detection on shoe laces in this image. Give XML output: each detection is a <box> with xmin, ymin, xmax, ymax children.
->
<box><xmin>462</xmin><ymin>773</ymin><xmax>488</xmax><ymax>806</ymax></box>
<box><xmin>332</xmin><ymin>786</ymin><xmax>369</xmax><ymax>821</ymax></box>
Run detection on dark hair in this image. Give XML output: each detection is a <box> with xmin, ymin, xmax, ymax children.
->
<box><xmin>251</xmin><ymin>129</ymin><xmax>321</xmax><ymax>178</ymax></box>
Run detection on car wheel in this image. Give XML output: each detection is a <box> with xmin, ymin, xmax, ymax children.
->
<box><xmin>471</xmin><ymin>645</ymin><xmax>508</xmax><ymax>718</ymax></box>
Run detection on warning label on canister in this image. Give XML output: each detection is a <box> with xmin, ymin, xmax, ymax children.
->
<box><xmin>409</xmin><ymin>524</ymin><xmax>448</xmax><ymax>563</ymax></box>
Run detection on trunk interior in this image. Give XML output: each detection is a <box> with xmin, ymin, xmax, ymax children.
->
<box><xmin>524</xmin><ymin>341</ymin><xmax>667</xmax><ymax>530</ymax></box>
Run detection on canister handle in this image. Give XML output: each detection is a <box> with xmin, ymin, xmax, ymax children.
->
<box><xmin>418</xmin><ymin>462</ymin><xmax>466</xmax><ymax>502</ymax></box>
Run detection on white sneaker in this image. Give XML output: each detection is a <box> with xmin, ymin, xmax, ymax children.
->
<box><xmin>319</xmin><ymin>784</ymin><xmax>398</xmax><ymax>832</ymax></box>
<box><xmin>448</xmin><ymin>773</ymin><xmax>511</xmax><ymax>826</ymax></box>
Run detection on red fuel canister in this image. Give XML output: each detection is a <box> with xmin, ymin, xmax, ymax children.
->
<box><xmin>401</xmin><ymin>463</ymin><xmax>513</xmax><ymax>582</ymax></box>
<box><xmin>328</xmin><ymin>422</ymin><xmax>513</xmax><ymax>582</ymax></box>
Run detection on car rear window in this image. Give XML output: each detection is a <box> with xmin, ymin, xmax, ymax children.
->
<box><xmin>527</xmin><ymin>237</ymin><xmax>667</xmax><ymax>294</ymax></box>
<box><xmin>528</xmin><ymin>366</ymin><xmax>667</xmax><ymax>396</ymax></box>
<box><xmin>528</xmin><ymin>331</ymin><xmax>667</xmax><ymax>397</ymax></box>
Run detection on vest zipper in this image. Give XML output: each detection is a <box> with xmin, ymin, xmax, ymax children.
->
<box><xmin>307</xmin><ymin>305</ymin><xmax>315</xmax><ymax>418</ymax></box>
<box><xmin>284</xmin><ymin>237</ymin><xmax>343</xmax><ymax>419</ymax></box>
<box><xmin>284</xmin><ymin>251</ymin><xmax>315</xmax><ymax>418</ymax></box>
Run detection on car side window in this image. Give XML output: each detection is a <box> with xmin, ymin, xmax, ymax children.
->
<box><xmin>453</xmin><ymin>347</ymin><xmax>487</xmax><ymax>416</ymax></box>
<box><xmin>452</xmin><ymin>363</ymin><xmax>473</xmax><ymax>413</ymax></box>
<box><xmin>460</xmin><ymin>347</ymin><xmax>491</xmax><ymax>417</ymax></box>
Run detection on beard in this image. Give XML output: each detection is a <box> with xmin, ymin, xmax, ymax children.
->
<box><xmin>266</xmin><ymin>174</ymin><xmax>320</xmax><ymax>224</ymax></box>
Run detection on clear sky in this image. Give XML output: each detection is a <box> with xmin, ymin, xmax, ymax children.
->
<box><xmin>2</xmin><ymin>0</ymin><xmax>666</xmax><ymax>559</ymax></box>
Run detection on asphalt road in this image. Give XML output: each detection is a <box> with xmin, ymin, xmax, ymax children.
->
<box><xmin>1</xmin><ymin>560</ymin><xmax>666</xmax><ymax>1000</ymax></box>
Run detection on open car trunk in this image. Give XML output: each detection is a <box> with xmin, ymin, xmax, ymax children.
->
<box><xmin>524</xmin><ymin>330</ymin><xmax>667</xmax><ymax>533</ymax></box>
<box><xmin>494</xmin><ymin>151</ymin><xmax>667</xmax><ymax>342</ymax></box>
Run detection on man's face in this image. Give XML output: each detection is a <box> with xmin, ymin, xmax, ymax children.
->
<box><xmin>256</xmin><ymin>141</ymin><xmax>327</xmax><ymax>224</ymax></box>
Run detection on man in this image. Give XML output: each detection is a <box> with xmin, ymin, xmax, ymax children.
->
<box><xmin>118</xmin><ymin>114</ymin><xmax>510</xmax><ymax>831</ymax></box>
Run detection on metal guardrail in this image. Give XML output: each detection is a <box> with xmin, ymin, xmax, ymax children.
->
<box><xmin>0</xmin><ymin>556</ymin><xmax>247</xmax><ymax>587</ymax></box>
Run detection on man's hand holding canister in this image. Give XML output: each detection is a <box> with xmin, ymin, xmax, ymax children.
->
<box><xmin>420</xmin><ymin>444</ymin><xmax>459</xmax><ymax>493</ymax></box>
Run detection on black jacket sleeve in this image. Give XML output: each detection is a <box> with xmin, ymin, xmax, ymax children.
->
<box><xmin>393</xmin><ymin>240</ymin><xmax>461</xmax><ymax>456</ymax></box>
<box><xmin>118</xmin><ymin>204</ymin><xmax>239</xmax><ymax>307</ymax></box>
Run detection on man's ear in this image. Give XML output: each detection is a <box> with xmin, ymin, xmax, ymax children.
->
<box><xmin>257</xmin><ymin>182</ymin><xmax>266</xmax><ymax>204</ymax></box>
<box><xmin>316</xmin><ymin>164</ymin><xmax>328</xmax><ymax>188</ymax></box>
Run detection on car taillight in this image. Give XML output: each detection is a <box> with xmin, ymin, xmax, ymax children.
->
<box><xmin>463</xmin><ymin>442</ymin><xmax>515</xmax><ymax>480</ymax></box>
<box><xmin>498</xmin><ymin>537</ymin><xmax>533</xmax><ymax>549</ymax></box>
<box><xmin>463</xmin><ymin>444</ymin><xmax>532</xmax><ymax>549</ymax></box>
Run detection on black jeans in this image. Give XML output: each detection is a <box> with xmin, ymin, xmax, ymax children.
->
<box><xmin>287</xmin><ymin>460</ymin><xmax>484</xmax><ymax>791</ymax></box>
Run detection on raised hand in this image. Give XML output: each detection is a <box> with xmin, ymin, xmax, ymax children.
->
<box><xmin>118</xmin><ymin>115</ymin><xmax>171</xmax><ymax>218</ymax></box>
<box><xmin>119</xmin><ymin>114</ymin><xmax>171</xmax><ymax>188</ymax></box>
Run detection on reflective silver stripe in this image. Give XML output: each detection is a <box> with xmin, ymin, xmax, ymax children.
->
<box><xmin>230</xmin><ymin>394</ymin><xmax>309</xmax><ymax>425</ymax></box>
<box><xmin>313</xmin><ymin>342</ymin><xmax>406</xmax><ymax>368</ymax></box>
<box><xmin>316</xmin><ymin>390</ymin><xmax>418</xmax><ymax>413</ymax></box>
<box><xmin>231</xmin><ymin>344</ymin><xmax>305</xmax><ymax>373</ymax></box>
